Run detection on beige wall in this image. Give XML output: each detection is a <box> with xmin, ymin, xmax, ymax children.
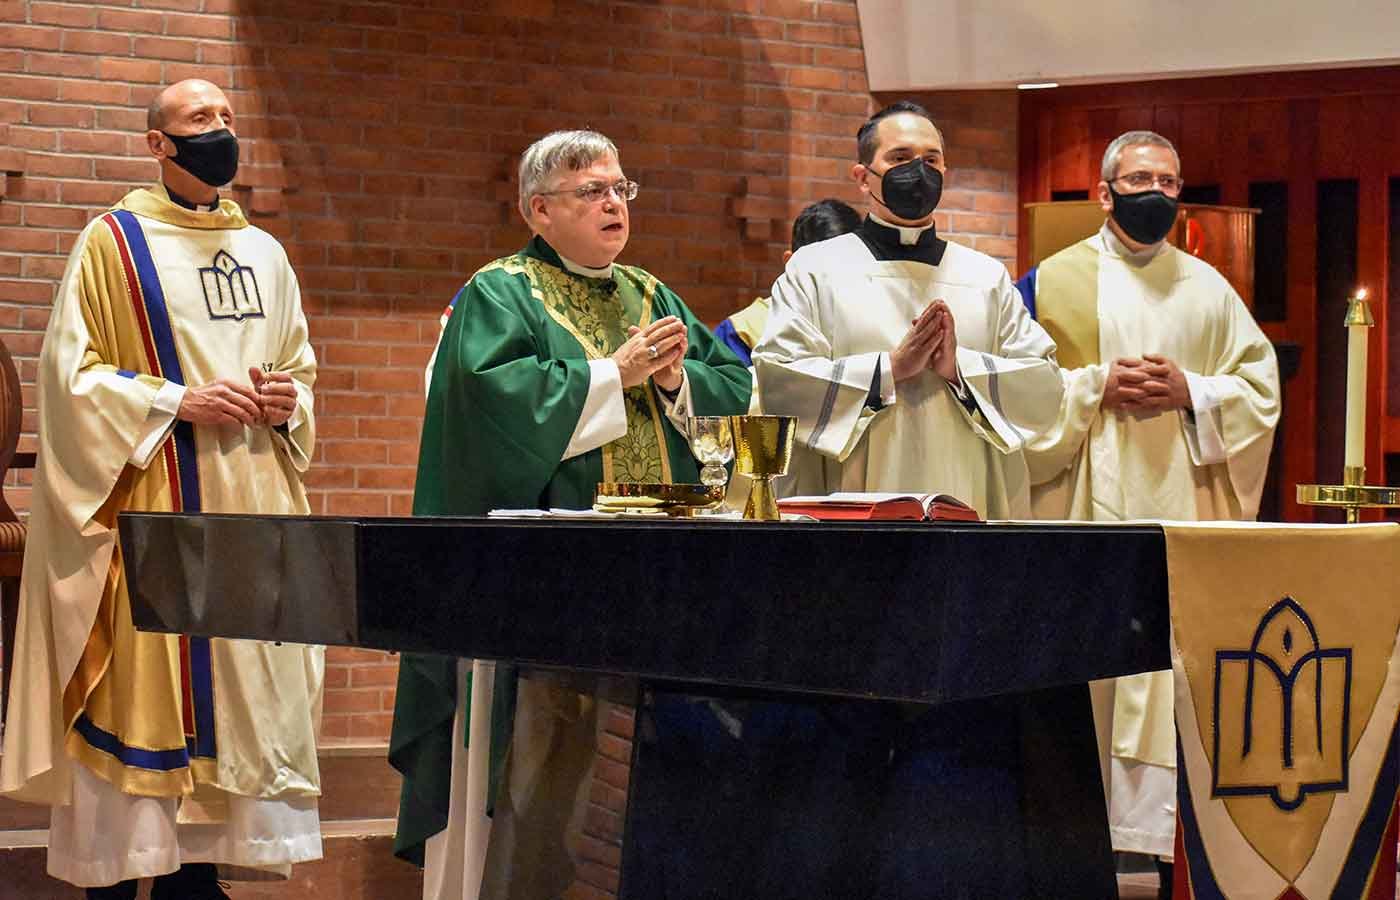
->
<box><xmin>858</xmin><ymin>0</ymin><xmax>1400</xmax><ymax>90</ymax></box>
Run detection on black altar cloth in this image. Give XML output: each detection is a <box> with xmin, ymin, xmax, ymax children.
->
<box><xmin>120</xmin><ymin>513</ymin><xmax>1169</xmax><ymax>899</ymax></box>
<box><xmin>120</xmin><ymin>514</ymin><xmax>1168</xmax><ymax>702</ymax></box>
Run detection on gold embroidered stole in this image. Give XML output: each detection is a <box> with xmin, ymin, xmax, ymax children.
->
<box><xmin>501</xmin><ymin>256</ymin><xmax>672</xmax><ymax>483</ymax></box>
<box><xmin>1034</xmin><ymin>238</ymin><xmax>1101</xmax><ymax>369</ymax></box>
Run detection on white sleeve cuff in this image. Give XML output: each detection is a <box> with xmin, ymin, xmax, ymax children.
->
<box><xmin>658</xmin><ymin>368</ymin><xmax>693</xmax><ymax>431</ymax></box>
<box><xmin>1181</xmin><ymin>370</ymin><xmax>1227</xmax><ymax>466</ymax></box>
<box><xmin>285</xmin><ymin>386</ymin><xmax>308</xmax><ymax>432</ymax></box>
<box><xmin>563</xmin><ymin>359</ymin><xmax>628</xmax><ymax>461</ymax></box>
<box><xmin>129</xmin><ymin>381</ymin><xmax>185</xmax><ymax>467</ymax></box>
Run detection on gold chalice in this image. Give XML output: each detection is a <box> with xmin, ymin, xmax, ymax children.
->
<box><xmin>729</xmin><ymin>414</ymin><xmax>796</xmax><ymax>521</ymax></box>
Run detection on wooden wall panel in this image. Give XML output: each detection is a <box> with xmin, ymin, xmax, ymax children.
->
<box><xmin>1017</xmin><ymin>66</ymin><xmax>1400</xmax><ymax>521</ymax></box>
<box><xmin>1219</xmin><ymin>101</ymin><xmax>1251</xmax><ymax>207</ymax></box>
<box><xmin>1153</xmin><ymin>105</ymin><xmax>1182</xmax><ymax>163</ymax></box>
<box><xmin>1088</xmin><ymin>108</ymin><xmax>1121</xmax><ymax>187</ymax></box>
<box><xmin>1358</xmin><ymin>169</ymin><xmax>1389</xmax><ymax>520</ymax></box>
<box><xmin>1246</xmin><ymin>101</ymin><xmax>1290</xmax><ymax>181</ymax></box>
<box><xmin>1180</xmin><ymin>104</ymin><xmax>1221</xmax><ymax>186</ymax></box>
<box><xmin>1316</xmin><ymin>96</ymin><xmax>1361</xmax><ymax>180</ymax></box>
<box><xmin>1050</xmin><ymin>108</ymin><xmax>1091</xmax><ymax>193</ymax></box>
<box><xmin>1284</xmin><ymin>99</ymin><xmax>1319</xmax><ymax>519</ymax></box>
<box><xmin>1115</xmin><ymin>106</ymin><xmax>1155</xmax><ymax>135</ymax></box>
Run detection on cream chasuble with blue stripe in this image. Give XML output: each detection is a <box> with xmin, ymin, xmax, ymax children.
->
<box><xmin>1</xmin><ymin>186</ymin><xmax>322</xmax><ymax>808</ymax></box>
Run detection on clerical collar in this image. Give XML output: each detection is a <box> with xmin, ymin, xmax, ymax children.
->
<box><xmin>1099</xmin><ymin>221</ymin><xmax>1166</xmax><ymax>265</ymax></box>
<box><xmin>558</xmin><ymin>253</ymin><xmax>614</xmax><ymax>280</ymax></box>
<box><xmin>525</xmin><ymin>236</ymin><xmax>619</xmax><ymax>293</ymax></box>
<box><xmin>163</xmin><ymin>185</ymin><xmax>219</xmax><ymax>213</ymax></box>
<box><xmin>858</xmin><ymin>213</ymin><xmax>947</xmax><ymax>265</ymax></box>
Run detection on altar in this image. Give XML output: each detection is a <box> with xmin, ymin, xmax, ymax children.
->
<box><xmin>122</xmin><ymin>513</ymin><xmax>1171</xmax><ymax>899</ymax></box>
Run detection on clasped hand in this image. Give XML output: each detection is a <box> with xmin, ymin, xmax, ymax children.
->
<box><xmin>892</xmin><ymin>299</ymin><xmax>957</xmax><ymax>384</ymax></box>
<box><xmin>616</xmin><ymin>316</ymin><xmax>687</xmax><ymax>391</ymax></box>
<box><xmin>176</xmin><ymin>367</ymin><xmax>297</xmax><ymax>427</ymax></box>
<box><xmin>1103</xmin><ymin>354</ymin><xmax>1191</xmax><ymax>414</ymax></box>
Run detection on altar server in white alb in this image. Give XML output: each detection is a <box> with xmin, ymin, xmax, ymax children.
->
<box><xmin>753</xmin><ymin>100</ymin><xmax>1063</xmax><ymax>518</ymax></box>
<box><xmin>0</xmin><ymin>79</ymin><xmax>323</xmax><ymax>900</ymax></box>
<box><xmin>1018</xmin><ymin>130</ymin><xmax>1280</xmax><ymax>894</ymax></box>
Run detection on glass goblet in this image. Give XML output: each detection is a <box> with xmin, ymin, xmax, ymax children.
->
<box><xmin>685</xmin><ymin>416</ymin><xmax>734</xmax><ymax>494</ymax></box>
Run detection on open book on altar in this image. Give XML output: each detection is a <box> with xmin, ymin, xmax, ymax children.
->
<box><xmin>776</xmin><ymin>492</ymin><xmax>983</xmax><ymax>523</ymax></box>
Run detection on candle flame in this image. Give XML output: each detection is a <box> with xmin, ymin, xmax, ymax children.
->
<box><xmin>1356</xmin><ymin>288</ymin><xmax>1369</xmax><ymax>301</ymax></box>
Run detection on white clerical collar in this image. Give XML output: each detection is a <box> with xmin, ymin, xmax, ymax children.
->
<box><xmin>1099</xmin><ymin>221</ymin><xmax>1166</xmax><ymax>264</ymax></box>
<box><xmin>162</xmin><ymin>183</ymin><xmax>220</xmax><ymax>213</ymax></box>
<box><xmin>869</xmin><ymin>212</ymin><xmax>935</xmax><ymax>246</ymax></box>
<box><xmin>558</xmin><ymin>253</ymin><xmax>614</xmax><ymax>279</ymax></box>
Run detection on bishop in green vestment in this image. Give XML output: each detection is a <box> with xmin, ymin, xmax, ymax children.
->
<box><xmin>390</xmin><ymin>130</ymin><xmax>750</xmax><ymax>900</ymax></box>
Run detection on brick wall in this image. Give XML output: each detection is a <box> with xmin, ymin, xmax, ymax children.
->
<box><xmin>0</xmin><ymin>0</ymin><xmax>1018</xmax><ymax>749</ymax></box>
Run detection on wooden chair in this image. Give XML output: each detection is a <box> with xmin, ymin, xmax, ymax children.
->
<box><xmin>0</xmin><ymin>337</ymin><xmax>33</xmax><ymax>736</ymax></box>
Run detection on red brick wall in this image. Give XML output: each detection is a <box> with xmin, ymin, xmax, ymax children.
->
<box><xmin>0</xmin><ymin>0</ymin><xmax>1018</xmax><ymax>746</ymax></box>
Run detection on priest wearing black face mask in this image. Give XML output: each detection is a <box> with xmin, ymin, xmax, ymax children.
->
<box><xmin>1020</xmin><ymin>131</ymin><xmax>1279</xmax><ymax>900</ymax></box>
<box><xmin>147</xmin><ymin>80</ymin><xmax>241</xmax><ymax>211</ymax></box>
<box><xmin>2</xmin><ymin>77</ymin><xmax>325</xmax><ymax>900</ymax></box>
<box><xmin>754</xmin><ymin>100</ymin><xmax>1063</xmax><ymax>520</ymax></box>
<box><xmin>748</xmin><ymin>106</ymin><xmax>1087</xmax><ymax>898</ymax></box>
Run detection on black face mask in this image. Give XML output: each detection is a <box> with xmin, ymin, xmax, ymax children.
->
<box><xmin>1108</xmin><ymin>186</ymin><xmax>1178</xmax><ymax>245</ymax></box>
<box><xmin>161</xmin><ymin>128</ymin><xmax>240</xmax><ymax>187</ymax></box>
<box><xmin>873</xmin><ymin>158</ymin><xmax>943</xmax><ymax>220</ymax></box>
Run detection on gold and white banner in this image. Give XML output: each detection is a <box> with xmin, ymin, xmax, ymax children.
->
<box><xmin>1168</xmin><ymin>522</ymin><xmax>1400</xmax><ymax>900</ymax></box>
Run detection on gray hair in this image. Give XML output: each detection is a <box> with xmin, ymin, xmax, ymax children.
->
<box><xmin>1101</xmin><ymin>130</ymin><xmax>1179</xmax><ymax>181</ymax></box>
<box><xmin>518</xmin><ymin>130</ymin><xmax>619</xmax><ymax>220</ymax></box>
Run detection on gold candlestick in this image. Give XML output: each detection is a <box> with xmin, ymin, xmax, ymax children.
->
<box><xmin>1298</xmin><ymin>288</ymin><xmax>1400</xmax><ymax>522</ymax></box>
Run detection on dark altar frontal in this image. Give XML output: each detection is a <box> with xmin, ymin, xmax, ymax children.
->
<box><xmin>121</xmin><ymin>513</ymin><xmax>1170</xmax><ymax>899</ymax></box>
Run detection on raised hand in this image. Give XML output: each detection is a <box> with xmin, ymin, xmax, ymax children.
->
<box><xmin>927</xmin><ymin>300</ymin><xmax>958</xmax><ymax>383</ymax></box>
<box><xmin>613</xmin><ymin>316</ymin><xmax>687</xmax><ymax>388</ymax></box>
<box><xmin>891</xmin><ymin>303</ymin><xmax>943</xmax><ymax>383</ymax></box>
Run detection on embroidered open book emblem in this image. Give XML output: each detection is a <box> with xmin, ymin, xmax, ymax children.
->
<box><xmin>1212</xmin><ymin>596</ymin><xmax>1352</xmax><ymax>811</ymax></box>
<box><xmin>200</xmin><ymin>250</ymin><xmax>265</xmax><ymax>321</ymax></box>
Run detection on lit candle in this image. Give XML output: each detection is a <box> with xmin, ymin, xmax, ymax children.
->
<box><xmin>1343</xmin><ymin>288</ymin><xmax>1372</xmax><ymax>474</ymax></box>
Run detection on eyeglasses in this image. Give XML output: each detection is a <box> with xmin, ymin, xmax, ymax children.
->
<box><xmin>539</xmin><ymin>179</ymin><xmax>639</xmax><ymax>204</ymax></box>
<box><xmin>1108</xmin><ymin>171</ymin><xmax>1184</xmax><ymax>195</ymax></box>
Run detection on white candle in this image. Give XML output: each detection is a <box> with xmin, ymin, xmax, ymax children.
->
<box><xmin>1344</xmin><ymin>289</ymin><xmax>1370</xmax><ymax>471</ymax></box>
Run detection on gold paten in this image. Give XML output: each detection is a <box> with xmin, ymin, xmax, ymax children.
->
<box><xmin>594</xmin><ymin>482</ymin><xmax>724</xmax><ymax>517</ymax></box>
<box><xmin>730</xmin><ymin>415</ymin><xmax>796</xmax><ymax>521</ymax></box>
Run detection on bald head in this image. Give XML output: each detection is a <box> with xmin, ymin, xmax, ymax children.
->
<box><xmin>146</xmin><ymin>79</ymin><xmax>232</xmax><ymax>133</ymax></box>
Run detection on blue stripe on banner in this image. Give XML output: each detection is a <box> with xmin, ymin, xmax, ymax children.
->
<box><xmin>1177</xmin><ymin>737</ymin><xmax>1227</xmax><ymax>900</ymax></box>
<box><xmin>74</xmin><ymin>713</ymin><xmax>190</xmax><ymax>772</ymax></box>
<box><xmin>187</xmin><ymin>636</ymin><xmax>217</xmax><ymax>758</ymax></box>
<box><xmin>116</xmin><ymin>368</ymin><xmax>136</xmax><ymax>379</ymax></box>
<box><xmin>111</xmin><ymin>209</ymin><xmax>202</xmax><ymax>514</ymax></box>
<box><xmin>1331</xmin><ymin>712</ymin><xmax>1400</xmax><ymax>897</ymax></box>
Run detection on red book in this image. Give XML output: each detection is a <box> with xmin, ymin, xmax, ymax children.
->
<box><xmin>777</xmin><ymin>492</ymin><xmax>982</xmax><ymax>523</ymax></box>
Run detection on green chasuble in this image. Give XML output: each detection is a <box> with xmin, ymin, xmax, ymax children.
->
<box><xmin>389</xmin><ymin>236</ymin><xmax>751</xmax><ymax>865</ymax></box>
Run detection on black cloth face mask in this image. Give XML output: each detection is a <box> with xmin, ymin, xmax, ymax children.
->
<box><xmin>1108</xmin><ymin>185</ymin><xmax>1178</xmax><ymax>245</ymax></box>
<box><xmin>873</xmin><ymin>158</ymin><xmax>943</xmax><ymax>220</ymax></box>
<box><xmin>162</xmin><ymin>128</ymin><xmax>240</xmax><ymax>187</ymax></box>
